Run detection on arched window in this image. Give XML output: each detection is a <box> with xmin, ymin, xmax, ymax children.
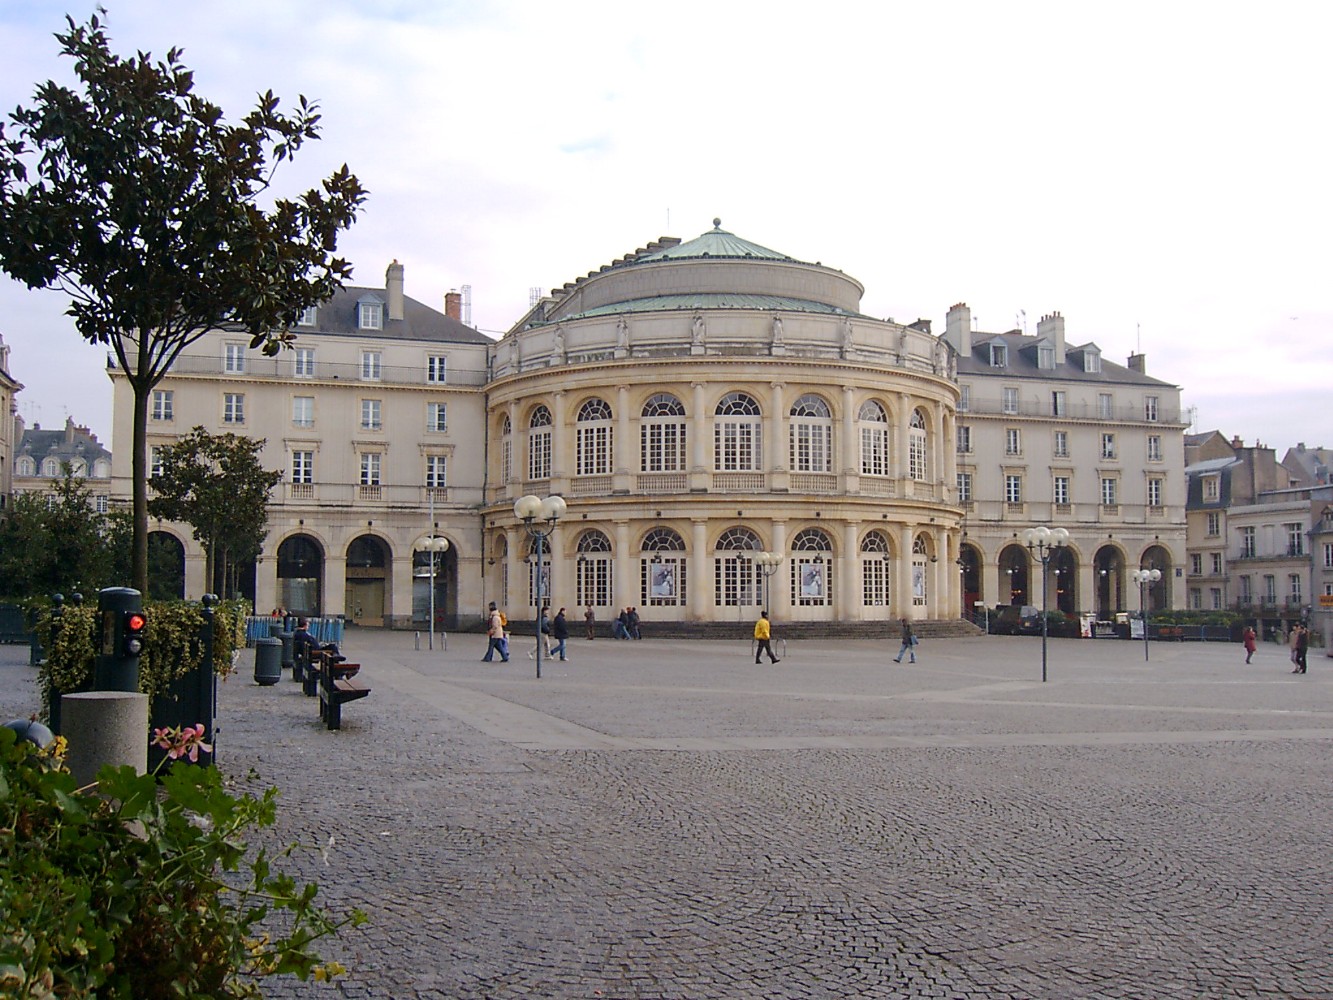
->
<box><xmin>500</xmin><ymin>414</ymin><xmax>513</xmax><ymax>484</ymax></box>
<box><xmin>714</xmin><ymin>526</ymin><xmax>762</xmax><ymax>607</ymax></box>
<box><xmin>16</xmin><ymin>457</ymin><xmax>34</xmax><ymax>477</ymax></box>
<box><xmin>791</xmin><ymin>528</ymin><xmax>833</xmax><ymax>606</ymax></box>
<box><xmin>42</xmin><ymin>458</ymin><xmax>60</xmax><ymax>478</ymax></box>
<box><xmin>858</xmin><ymin>400</ymin><xmax>889</xmax><ymax>477</ymax></box>
<box><xmin>492</xmin><ymin>534</ymin><xmax>510</xmax><ymax>609</ymax></box>
<box><xmin>576</xmin><ymin>530</ymin><xmax>612</xmax><ymax>609</ymax></box>
<box><xmin>576</xmin><ymin>398</ymin><xmax>613</xmax><ymax>476</ymax></box>
<box><xmin>789</xmin><ymin>394</ymin><xmax>832</xmax><ymax>473</ymax></box>
<box><xmin>714</xmin><ymin>392</ymin><xmax>762</xmax><ymax>472</ymax></box>
<box><xmin>641</xmin><ymin>526</ymin><xmax>686</xmax><ymax>607</ymax></box>
<box><xmin>911</xmin><ymin>534</ymin><xmax>930</xmax><ymax>607</ymax></box>
<box><xmin>909</xmin><ymin>408</ymin><xmax>928</xmax><ymax>481</ymax></box>
<box><xmin>860</xmin><ymin>531</ymin><xmax>892</xmax><ymax>607</ymax></box>
<box><xmin>528</xmin><ymin>405</ymin><xmax>552</xmax><ymax>481</ymax></box>
<box><xmin>641</xmin><ymin>393</ymin><xmax>686</xmax><ymax>472</ymax></box>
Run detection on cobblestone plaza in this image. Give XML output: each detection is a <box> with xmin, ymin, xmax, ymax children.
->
<box><xmin>5</xmin><ymin>632</ymin><xmax>1331</xmax><ymax>999</ymax></box>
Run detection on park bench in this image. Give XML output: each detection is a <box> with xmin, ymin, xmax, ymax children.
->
<box><xmin>314</xmin><ymin>651</ymin><xmax>370</xmax><ymax>730</ymax></box>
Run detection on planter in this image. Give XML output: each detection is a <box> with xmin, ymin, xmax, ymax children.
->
<box><xmin>147</xmin><ymin>659</ymin><xmax>216</xmax><ymax>772</ymax></box>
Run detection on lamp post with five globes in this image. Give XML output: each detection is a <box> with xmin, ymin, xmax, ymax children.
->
<box><xmin>1131</xmin><ymin>567</ymin><xmax>1162</xmax><ymax>661</ymax></box>
<box><xmin>514</xmin><ymin>494</ymin><xmax>566</xmax><ymax>679</ymax></box>
<box><xmin>1023</xmin><ymin>525</ymin><xmax>1070</xmax><ymax>683</ymax></box>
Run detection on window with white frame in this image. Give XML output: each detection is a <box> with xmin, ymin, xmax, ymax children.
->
<box><xmin>1054</xmin><ymin>430</ymin><xmax>1069</xmax><ymax>458</ymax></box>
<box><xmin>1005</xmin><ymin>474</ymin><xmax>1022</xmax><ymax>504</ymax></box>
<box><xmin>294</xmin><ymin>347</ymin><xmax>315</xmax><ymax>378</ymax></box>
<box><xmin>223</xmin><ymin>392</ymin><xmax>245</xmax><ymax>424</ymax></box>
<box><xmin>16</xmin><ymin>457</ymin><xmax>34</xmax><ymax>477</ymax></box>
<box><xmin>958</xmin><ymin>384</ymin><xmax>971</xmax><ymax>412</ymax></box>
<box><xmin>578</xmin><ymin>530</ymin><xmax>614</xmax><ymax>608</ymax></box>
<box><xmin>1189</xmin><ymin>588</ymin><xmax>1201</xmax><ymax>609</ymax></box>
<box><xmin>1005</xmin><ymin>428</ymin><xmax>1021</xmax><ymax>456</ymax></box>
<box><xmin>427</xmin><ymin>355</ymin><xmax>448</xmax><ymax>384</ymax></box>
<box><xmin>1002</xmin><ymin>387</ymin><xmax>1019</xmax><ymax>414</ymax></box>
<box><xmin>358</xmin><ymin>300</ymin><xmax>383</xmax><ymax>330</ymax></box>
<box><xmin>1239</xmin><ymin>575</ymin><xmax>1252</xmax><ymax>603</ymax></box>
<box><xmin>224</xmin><ymin>343</ymin><xmax>246</xmax><ymax>373</ymax></box>
<box><xmin>641</xmin><ymin>393</ymin><xmax>687</xmax><ymax>472</ymax></box>
<box><xmin>359</xmin><ymin>452</ymin><xmax>381</xmax><ymax>486</ymax></box>
<box><xmin>1191</xmin><ymin>553</ymin><xmax>1203</xmax><ymax>575</ymax></box>
<box><xmin>908</xmin><ymin>409</ymin><xmax>927</xmax><ymax>480</ymax></box>
<box><xmin>1147</xmin><ymin>434</ymin><xmax>1162</xmax><ymax>462</ymax></box>
<box><xmin>1207</xmin><ymin>511</ymin><xmax>1220</xmax><ymax>536</ymax></box>
<box><xmin>1101</xmin><ymin>433</ymin><xmax>1116</xmax><ymax>459</ymax></box>
<box><xmin>789</xmin><ymin>394</ymin><xmax>832</xmax><ymax>473</ymax></box>
<box><xmin>360</xmin><ymin>399</ymin><xmax>382</xmax><ymax>431</ymax></box>
<box><xmin>860</xmin><ymin>531</ymin><xmax>891</xmax><ymax>607</ymax></box>
<box><xmin>1210</xmin><ymin>588</ymin><xmax>1222</xmax><ymax>610</ymax></box>
<box><xmin>427</xmin><ymin>402</ymin><xmax>447</xmax><ymax>433</ymax></box>
<box><xmin>714</xmin><ymin>392</ymin><xmax>762</xmax><ymax>472</ymax></box>
<box><xmin>1290</xmin><ymin>574</ymin><xmax>1302</xmax><ymax>604</ymax></box>
<box><xmin>1098</xmin><ymin>393</ymin><xmax>1113</xmax><ymax>419</ymax></box>
<box><xmin>1144</xmin><ymin>395</ymin><xmax>1159</xmax><ymax>421</ymax></box>
<box><xmin>528</xmin><ymin>406</ymin><xmax>552</xmax><ymax>480</ymax></box>
<box><xmin>1325</xmin><ymin>542</ymin><xmax>1333</xmax><ymax>569</ymax></box>
<box><xmin>1101</xmin><ymin>477</ymin><xmax>1118</xmax><ymax>506</ymax></box>
<box><xmin>1038</xmin><ymin>344</ymin><xmax>1055</xmax><ymax>369</ymax></box>
<box><xmin>1053</xmin><ymin>475</ymin><xmax>1070</xmax><ymax>506</ymax></box>
<box><xmin>501</xmin><ymin>415</ymin><xmax>512</xmax><ymax>483</ymax></box>
<box><xmin>1204</xmin><ymin>476</ymin><xmax>1219</xmax><ymax>501</ymax></box>
<box><xmin>989</xmin><ymin>343</ymin><xmax>1007</xmax><ymax>367</ymax></box>
<box><xmin>1084</xmin><ymin>347</ymin><xmax>1102</xmax><ymax>373</ymax></box>
<box><xmin>1286</xmin><ymin>522</ymin><xmax>1305</xmax><ymax>556</ymax></box>
<box><xmin>151</xmin><ymin>389</ymin><xmax>173</xmax><ymax>421</ymax></box>
<box><xmin>95</xmin><ymin>494</ymin><xmax>108</xmax><ymax>514</ymax></box>
<box><xmin>576</xmin><ymin>398</ymin><xmax>614</xmax><ymax>476</ymax></box>
<box><xmin>1051</xmin><ymin>390</ymin><xmax>1066</xmax><ymax>416</ymax></box>
<box><xmin>149</xmin><ymin>446</ymin><xmax>164</xmax><ymax>478</ymax></box>
<box><xmin>1241</xmin><ymin>526</ymin><xmax>1256</xmax><ymax>558</ymax></box>
<box><xmin>425</xmin><ymin>455</ymin><xmax>447</xmax><ymax>488</ymax></box>
<box><xmin>791</xmin><ymin>528</ymin><xmax>833</xmax><ymax>607</ymax></box>
<box><xmin>298</xmin><ymin>305</ymin><xmax>318</xmax><ymax>326</ymax></box>
<box><xmin>292</xmin><ymin>396</ymin><xmax>314</xmax><ymax>428</ymax></box>
<box><xmin>291</xmin><ymin>450</ymin><xmax>314</xmax><ymax>484</ymax></box>
<box><xmin>956</xmin><ymin>424</ymin><xmax>972</xmax><ymax>454</ymax></box>
<box><xmin>858</xmin><ymin>400</ymin><xmax>889</xmax><ymax>475</ymax></box>
<box><xmin>1211</xmin><ymin>552</ymin><xmax>1223</xmax><ymax>575</ymax></box>
<box><xmin>1263</xmin><ymin>574</ymin><xmax>1276</xmax><ymax>603</ymax></box>
<box><xmin>956</xmin><ymin>472</ymin><xmax>972</xmax><ymax>503</ymax></box>
<box><xmin>360</xmin><ymin>351</ymin><xmax>382</xmax><ymax>381</ymax></box>
<box><xmin>1147</xmin><ymin>477</ymin><xmax>1163</xmax><ymax>507</ymax></box>
<box><xmin>41</xmin><ymin>458</ymin><xmax>60</xmax><ymax>478</ymax></box>
<box><xmin>640</xmin><ymin>527</ymin><xmax>686</xmax><ymax>607</ymax></box>
<box><xmin>713</xmin><ymin>526</ymin><xmax>762</xmax><ymax>608</ymax></box>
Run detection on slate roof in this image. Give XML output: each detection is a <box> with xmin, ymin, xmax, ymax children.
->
<box><xmin>556</xmin><ymin>293</ymin><xmax>868</xmax><ymax>322</ymax></box>
<box><xmin>957</xmin><ymin>331</ymin><xmax>1178</xmax><ymax>388</ymax></box>
<box><xmin>297</xmin><ymin>284</ymin><xmax>489</xmax><ymax>345</ymax></box>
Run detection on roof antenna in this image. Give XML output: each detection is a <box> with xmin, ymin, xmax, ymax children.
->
<box><xmin>1136</xmin><ymin>321</ymin><xmax>1141</xmax><ymax>353</ymax></box>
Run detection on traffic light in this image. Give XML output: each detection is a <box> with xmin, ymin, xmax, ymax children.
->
<box><xmin>123</xmin><ymin>610</ymin><xmax>146</xmax><ymax>656</ymax></box>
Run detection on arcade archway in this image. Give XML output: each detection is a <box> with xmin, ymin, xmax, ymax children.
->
<box><xmin>346</xmin><ymin>534</ymin><xmax>390</xmax><ymax>627</ymax></box>
<box><xmin>277</xmin><ymin>535</ymin><xmax>324</xmax><ymax>617</ymax></box>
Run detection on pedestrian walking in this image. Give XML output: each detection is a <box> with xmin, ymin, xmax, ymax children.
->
<box><xmin>893</xmin><ymin>618</ymin><xmax>917</xmax><ymax>663</ymax></box>
<box><xmin>628</xmin><ymin>607</ymin><xmax>642</xmax><ymax>639</ymax></box>
<box><xmin>584</xmin><ymin>605</ymin><xmax>596</xmax><ymax>640</ymax></box>
<box><xmin>613</xmin><ymin>607</ymin><xmax>632</xmax><ymax>640</ymax></box>
<box><xmin>551</xmin><ymin>608</ymin><xmax>570</xmax><ymax>661</ymax></box>
<box><xmin>1243</xmin><ymin>624</ymin><xmax>1257</xmax><ymax>664</ymax></box>
<box><xmin>528</xmin><ymin>607</ymin><xmax>553</xmax><ymax>659</ymax></box>
<box><xmin>1292</xmin><ymin>623</ymin><xmax>1309</xmax><ymax>674</ymax></box>
<box><xmin>482</xmin><ymin>602</ymin><xmax>509</xmax><ymax>662</ymax></box>
<box><xmin>753</xmin><ymin>610</ymin><xmax>780</xmax><ymax>664</ymax></box>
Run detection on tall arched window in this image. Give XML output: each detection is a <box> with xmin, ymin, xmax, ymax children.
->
<box><xmin>16</xmin><ymin>456</ymin><xmax>34</xmax><ymax>477</ymax></box>
<box><xmin>528</xmin><ymin>405</ymin><xmax>552</xmax><ymax>481</ymax></box>
<box><xmin>576</xmin><ymin>530</ymin><xmax>612</xmax><ymax>609</ymax></box>
<box><xmin>791</xmin><ymin>527</ymin><xmax>833</xmax><ymax>606</ymax></box>
<box><xmin>911</xmin><ymin>534</ymin><xmax>930</xmax><ymax>608</ymax></box>
<box><xmin>500</xmin><ymin>414</ymin><xmax>512</xmax><ymax>484</ymax></box>
<box><xmin>714</xmin><ymin>526</ymin><xmax>762</xmax><ymax>607</ymax></box>
<box><xmin>714</xmin><ymin>392</ymin><xmax>762</xmax><ymax>471</ymax></box>
<box><xmin>858</xmin><ymin>400</ymin><xmax>889</xmax><ymax>477</ymax></box>
<box><xmin>576</xmin><ymin>398</ymin><xmax>613</xmax><ymax>476</ymax></box>
<box><xmin>860</xmin><ymin>531</ymin><xmax>892</xmax><ymax>607</ymax></box>
<box><xmin>909</xmin><ymin>408</ymin><xmax>928</xmax><ymax>481</ymax></box>
<box><xmin>641</xmin><ymin>527</ymin><xmax>686</xmax><ymax>607</ymax></box>
<box><xmin>789</xmin><ymin>394</ymin><xmax>832</xmax><ymax>473</ymax></box>
<box><xmin>641</xmin><ymin>393</ymin><xmax>686</xmax><ymax>472</ymax></box>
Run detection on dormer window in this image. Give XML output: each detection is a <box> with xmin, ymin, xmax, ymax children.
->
<box><xmin>1037</xmin><ymin>342</ymin><xmax>1055</xmax><ymax>370</ymax></box>
<box><xmin>298</xmin><ymin>305</ymin><xmax>318</xmax><ymax>327</ymax></box>
<box><xmin>1083</xmin><ymin>347</ymin><xmax>1102</xmax><ymax>373</ymax></box>
<box><xmin>989</xmin><ymin>343</ymin><xmax>1007</xmax><ymax>367</ymax></box>
<box><xmin>358</xmin><ymin>297</ymin><xmax>384</xmax><ymax>330</ymax></box>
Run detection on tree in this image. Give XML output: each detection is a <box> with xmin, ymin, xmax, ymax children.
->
<box><xmin>148</xmin><ymin>427</ymin><xmax>282</xmax><ymax>600</ymax></box>
<box><xmin>0</xmin><ymin>13</ymin><xmax>365</xmax><ymax>595</ymax></box>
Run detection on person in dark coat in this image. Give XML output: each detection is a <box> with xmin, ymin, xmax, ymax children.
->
<box><xmin>628</xmin><ymin>607</ymin><xmax>642</xmax><ymax>639</ymax></box>
<box><xmin>1292</xmin><ymin>623</ymin><xmax>1309</xmax><ymax>674</ymax></box>
<box><xmin>551</xmin><ymin>608</ymin><xmax>570</xmax><ymax>661</ymax></box>
<box><xmin>584</xmin><ymin>605</ymin><xmax>596</xmax><ymax>640</ymax></box>
<box><xmin>893</xmin><ymin>618</ymin><xmax>917</xmax><ymax>664</ymax></box>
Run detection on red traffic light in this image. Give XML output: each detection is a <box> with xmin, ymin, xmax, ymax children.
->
<box><xmin>126</xmin><ymin>613</ymin><xmax>146</xmax><ymax>632</ymax></box>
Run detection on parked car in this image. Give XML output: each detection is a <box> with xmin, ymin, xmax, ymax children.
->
<box><xmin>989</xmin><ymin>605</ymin><xmax>1042</xmax><ymax>635</ymax></box>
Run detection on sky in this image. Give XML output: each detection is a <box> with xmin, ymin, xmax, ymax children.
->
<box><xmin>0</xmin><ymin>1</ymin><xmax>1329</xmax><ymax>455</ymax></box>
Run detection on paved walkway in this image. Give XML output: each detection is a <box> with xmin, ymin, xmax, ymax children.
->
<box><xmin>4</xmin><ymin>631</ymin><xmax>1332</xmax><ymax>998</ymax></box>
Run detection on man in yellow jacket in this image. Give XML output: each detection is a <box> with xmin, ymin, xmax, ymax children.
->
<box><xmin>754</xmin><ymin>610</ymin><xmax>780</xmax><ymax>664</ymax></box>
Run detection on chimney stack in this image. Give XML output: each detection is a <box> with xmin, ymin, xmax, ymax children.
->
<box><xmin>445</xmin><ymin>290</ymin><xmax>462</xmax><ymax>321</ymax></box>
<box><xmin>1037</xmin><ymin>311</ymin><xmax>1065</xmax><ymax>364</ymax></box>
<box><xmin>385</xmin><ymin>260</ymin><xmax>404</xmax><ymax>322</ymax></box>
<box><xmin>945</xmin><ymin>303</ymin><xmax>971</xmax><ymax>357</ymax></box>
<box><xmin>1127</xmin><ymin>353</ymin><xmax>1146</xmax><ymax>373</ymax></box>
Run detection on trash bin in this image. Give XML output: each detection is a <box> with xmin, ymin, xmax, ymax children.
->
<box><xmin>253</xmin><ymin>637</ymin><xmax>283</xmax><ymax>686</ymax></box>
<box><xmin>277</xmin><ymin>630</ymin><xmax>295</xmax><ymax>671</ymax></box>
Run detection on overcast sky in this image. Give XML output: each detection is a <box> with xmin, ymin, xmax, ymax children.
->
<box><xmin>1</xmin><ymin>1</ymin><xmax>1329</xmax><ymax>456</ymax></box>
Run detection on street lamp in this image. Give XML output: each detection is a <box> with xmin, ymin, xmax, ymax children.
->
<box><xmin>413</xmin><ymin>533</ymin><xmax>449</xmax><ymax>650</ymax></box>
<box><xmin>754</xmin><ymin>550</ymin><xmax>782</xmax><ymax>612</ymax></box>
<box><xmin>1023</xmin><ymin>525</ymin><xmax>1070</xmax><ymax>683</ymax></box>
<box><xmin>1131</xmin><ymin>567</ymin><xmax>1162</xmax><ymax>661</ymax></box>
<box><xmin>514</xmin><ymin>494</ymin><xmax>566</xmax><ymax>680</ymax></box>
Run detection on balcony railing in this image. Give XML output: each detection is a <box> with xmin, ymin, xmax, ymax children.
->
<box><xmin>110</xmin><ymin>353</ymin><xmax>489</xmax><ymax>388</ymax></box>
<box><xmin>961</xmin><ymin>398</ymin><xmax>1182</xmax><ymax>424</ymax></box>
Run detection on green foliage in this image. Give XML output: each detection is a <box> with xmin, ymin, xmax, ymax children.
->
<box><xmin>0</xmin><ymin>471</ymin><xmax>124</xmax><ymax>600</ymax></box>
<box><xmin>0</xmin><ymin>12</ymin><xmax>365</xmax><ymax>594</ymax></box>
<box><xmin>148</xmin><ymin>428</ymin><xmax>281</xmax><ymax>600</ymax></box>
<box><xmin>33</xmin><ymin>599</ymin><xmax>250</xmax><ymax>714</ymax></box>
<box><xmin>0</xmin><ymin>727</ymin><xmax>365</xmax><ymax>998</ymax></box>
<box><xmin>1149</xmin><ymin>609</ymin><xmax>1243</xmax><ymax>627</ymax></box>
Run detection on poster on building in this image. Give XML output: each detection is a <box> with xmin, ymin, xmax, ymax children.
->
<box><xmin>801</xmin><ymin>563</ymin><xmax>825</xmax><ymax>599</ymax></box>
<box><xmin>650</xmin><ymin>562</ymin><xmax>676</xmax><ymax>599</ymax></box>
<box><xmin>912</xmin><ymin>564</ymin><xmax>926</xmax><ymax>601</ymax></box>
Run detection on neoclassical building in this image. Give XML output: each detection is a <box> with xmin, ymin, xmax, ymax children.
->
<box><xmin>481</xmin><ymin>221</ymin><xmax>964</xmax><ymax>625</ymax></box>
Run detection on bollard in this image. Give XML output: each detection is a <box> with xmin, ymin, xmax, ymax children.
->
<box><xmin>61</xmin><ymin>691</ymin><xmax>149</xmax><ymax>787</ymax></box>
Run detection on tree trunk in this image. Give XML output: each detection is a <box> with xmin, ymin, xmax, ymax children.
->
<box><xmin>131</xmin><ymin>381</ymin><xmax>150</xmax><ymax>595</ymax></box>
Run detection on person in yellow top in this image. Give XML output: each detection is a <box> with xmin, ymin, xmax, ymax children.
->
<box><xmin>753</xmin><ymin>610</ymin><xmax>780</xmax><ymax>664</ymax></box>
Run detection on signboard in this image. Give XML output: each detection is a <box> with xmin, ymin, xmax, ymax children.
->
<box><xmin>1319</xmin><ymin>594</ymin><xmax>1333</xmax><ymax>607</ymax></box>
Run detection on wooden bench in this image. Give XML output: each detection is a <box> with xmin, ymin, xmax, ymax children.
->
<box><xmin>316</xmin><ymin>655</ymin><xmax>370</xmax><ymax>730</ymax></box>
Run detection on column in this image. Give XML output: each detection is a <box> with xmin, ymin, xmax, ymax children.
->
<box><xmin>897</xmin><ymin>392</ymin><xmax>912</xmax><ymax>484</ymax></box>
<box><xmin>614</xmin><ymin>384</ymin><xmax>631</xmax><ymax>493</ymax></box>
<box><xmin>507</xmin><ymin>400</ymin><xmax>519</xmax><ymax>494</ymax></box>
<box><xmin>768</xmin><ymin>383</ymin><xmax>787</xmax><ymax>492</ymax></box>
<box><xmin>325</xmin><ymin>555</ymin><xmax>347</xmax><ymax>619</ymax></box>
<box><xmin>690</xmin><ymin>382</ymin><xmax>709</xmax><ymax>491</ymax></box>
<box><xmin>613</xmin><ymin>519</ymin><xmax>633</xmax><ymax>614</ymax></box>
<box><xmin>843</xmin><ymin>521</ymin><xmax>860</xmax><ymax>621</ymax></box>
<box><xmin>770</xmin><ymin>519</ymin><xmax>789</xmax><ymax>613</ymax></box>
<box><xmin>841</xmin><ymin>385</ymin><xmax>858</xmax><ymax>490</ymax></box>
<box><xmin>897</xmin><ymin>524</ymin><xmax>914</xmax><ymax>619</ymax></box>
<box><xmin>551</xmin><ymin>390</ymin><xmax>569</xmax><ymax>493</ymax></box>
<box><xmin>691</xmin><ymin>518</ymin><xmax>709</xmax><ymax>621</ymax></box>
